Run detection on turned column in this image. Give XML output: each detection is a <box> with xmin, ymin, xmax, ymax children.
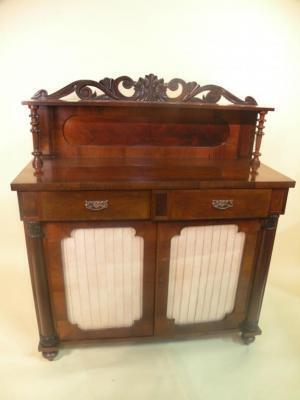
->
<box><xmin>29</xmin><ymin>105</ymin><xmax>43</xmax><ymax>175</ymax></box>
<box><xmin>251</xmin><ymin>111</ymin><xmax>267</xmax><ymax>174</ymax></box>
<box><xmin>240</xmin><ymin>214</ymin><xmax>279</xmax><ymax>344</ymax></box>
<box><xmin>25</xmin><ymin>221</ymin><xmax>59</xmax><ymax>360</ymax></box>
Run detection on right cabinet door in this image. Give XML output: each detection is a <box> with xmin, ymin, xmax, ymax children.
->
<box><xmin>155</xmin><ymin>220</ymin><xmax>261</xmax><ymax>336</ymax></box>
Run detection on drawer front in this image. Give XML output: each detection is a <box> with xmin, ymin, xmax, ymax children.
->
<box><xmin>169</xmin><ymin>189</ymin><xmax>271</xmax><ymax>220</ymax></box>
<box><xmin>39</xmin><ymin>191</ymin><xmax>150</xmax><ymax>221</ymax></box>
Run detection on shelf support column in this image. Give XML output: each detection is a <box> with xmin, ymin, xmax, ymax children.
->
<box><xmin>251</xmin><ymin>111</ymin><xmax>267</xmax><ymax>174</ymax></box>
<box><xmin>29</xmin><ymin>105</ymin><xmax>43</xmax><ymax>175</ymax></box>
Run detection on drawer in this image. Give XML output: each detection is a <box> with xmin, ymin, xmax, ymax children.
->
<box><xmin>168</xmin><ymin>189</ymin><xmax>271</xmax><ymax>220</ymax></box>
<box><xmin>39</xmin><ymin>191</ymin><xmax>150</xmax><ymax>221</ymax></box>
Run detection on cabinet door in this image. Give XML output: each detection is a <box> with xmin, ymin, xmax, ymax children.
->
<box><xmin>155</xmin><ymin>220</ymin><xmax>261</xmax><ymax>336</ymax></box>
<box><xmin>44</xmin><ymin>221</ymin><xmax>156</xmax><ymax>341</ymax></box>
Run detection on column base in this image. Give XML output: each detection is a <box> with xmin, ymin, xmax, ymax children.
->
<box><xmin>240</xmin><ymin>321</ymin><xmax>262</xmax><ymax>345</ymax></box>
<box><xmin>38</xmin><ymin>334</ymin><xmax>59</xmax><ymax>361</ymax></box>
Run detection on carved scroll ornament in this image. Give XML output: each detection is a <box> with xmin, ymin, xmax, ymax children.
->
<box><xmin>32</xmin><ymin>74</ymin><xmax>257</xmax><ymax>105</ymax></box>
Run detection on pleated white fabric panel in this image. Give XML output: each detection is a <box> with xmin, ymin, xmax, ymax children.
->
<box><xmin>167</xmin><ymin>225</ymin><xmax>245</xmax><ymax>324</ymax></box>
<box><xmin>61</xmin><ymin>227</ymin><xmax>144</xmax><ymax>330</ymax></box>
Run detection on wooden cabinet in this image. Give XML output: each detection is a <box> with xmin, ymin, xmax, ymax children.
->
<box><xmin>11</xmin><ymin>74</ymin><xmax>295</xmax><ymax>360</ymax></box>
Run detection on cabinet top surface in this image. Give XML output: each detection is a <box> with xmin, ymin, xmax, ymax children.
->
<box><xmin>23</xmin><ymin>99</ymin><xmax>274</xmax><ymax>112</ymax></box>
<box><xmin>11</xmin><ymin>158</ymin><xmax>295</xmax><ymax>191</ymax></box>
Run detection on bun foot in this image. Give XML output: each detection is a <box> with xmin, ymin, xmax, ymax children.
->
<box><xmin>39</xmin><ymin>335</ymin><xmax>59</xmax><ymax>360</ymax></box>
<box><xmin>241</xmin><ymin>333</ymin><xmax>256</xmax><ymax>345</ymax></box>
<box><xmin>42</xmin><ymin>351</ymin><xmax>58</xmax><ymax>361</ymax></box>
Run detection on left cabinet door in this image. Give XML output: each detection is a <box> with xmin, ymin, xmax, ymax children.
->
<box><xmin>43</xmin><ymin>221</ymin><xmax>156</xmax><ymax>341</ymax></box>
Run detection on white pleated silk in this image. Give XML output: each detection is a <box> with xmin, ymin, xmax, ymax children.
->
<box><xmin>61</xmin><ymin>227</ymin><xmax>144</xmax><ymax>330</ymax></box>
<box><xmin>61</xmin><ymin>224</ymin><xmax>245</xmax><ymax>330</ymax></box>
<box><xmin>167</xmin><ymin>225</ymin><xmax>245</xmax><ymax>324</ymax></box>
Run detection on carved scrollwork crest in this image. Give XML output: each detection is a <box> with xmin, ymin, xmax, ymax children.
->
<box><xmin>32</xmin><ymin>74</ymin><xmax>257</xmax><ymax>105</ymax></box>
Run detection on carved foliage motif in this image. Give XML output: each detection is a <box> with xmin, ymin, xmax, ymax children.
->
<box><xmin>32</xmin><ymin>74</ymin><xmax>257</xmax><ymax>105</ymax></box>
<box><xmin>263</xmin><ymin>214</ymin><xmax>279</xmax><ymax>230</ymax></box>
<box><xmin>27</xmin><ymin>221</ymin><xmax>43</xmax><ymax>238</ymax></box>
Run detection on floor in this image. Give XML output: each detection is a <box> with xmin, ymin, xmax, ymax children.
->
<box><xmin>0</xmin><ymin>259</ymin><xmax>299</xmax><ymax>400</ymax></box>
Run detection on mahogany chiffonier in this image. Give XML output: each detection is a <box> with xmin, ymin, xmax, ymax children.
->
<box><xmin>11</xmin><ymin>74</ymin><xmax>295</xmax><ymax>360</ymax></box>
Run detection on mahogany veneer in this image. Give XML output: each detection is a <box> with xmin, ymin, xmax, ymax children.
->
<box><xmin>11</xmin><ymin>74</ymin><xmax>295</xmax><ymax>360</ymax></box>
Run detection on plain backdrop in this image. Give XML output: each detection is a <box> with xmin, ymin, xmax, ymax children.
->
<box><xmin>0</xmin><ymin>0</ymin><xmax>299</xmax><ymax>399</ymax></box>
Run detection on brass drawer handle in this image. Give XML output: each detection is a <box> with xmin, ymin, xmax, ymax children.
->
<box><xmin>212</xmin><ymin>199</ymin><xmax>233</xmax><ymax>210</ymax></box>
<box><xmin>85</xmin><ymin>200</ymin><xmax>109</xmax><ymax>211</ymax></box>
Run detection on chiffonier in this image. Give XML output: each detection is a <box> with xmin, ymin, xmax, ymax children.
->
<box><xmin>11</xmin><ymin>74</ymin><xmax>295</xmax><ymax>360</ymax></box>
